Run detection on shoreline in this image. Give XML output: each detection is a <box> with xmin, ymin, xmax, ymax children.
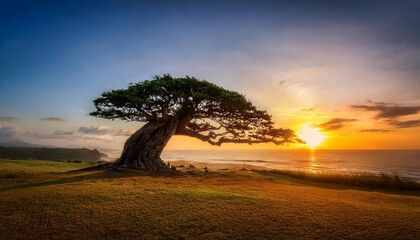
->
<box><xmin>99</xmin><ymin>155</ymin><xmax>420</xmax><ymax>181</ymax></box>
<box><xmin>167</xmin><ymin>159</ymin><xmax>420</xmax><ymax>181</ymax></box>
<box><xmin>99</xmin><ymin>149</ymin><xmax>420</xmax><ymax>180</ymax></box>
<box><xmin>164</xmin><ymin>160</ymin><xmax>420</xmax><ymax>191</ymax></box>
<box><xmin>161</xmin><ymin>149</ymin><xmax>420</xmax><ymax>179</ymax></box>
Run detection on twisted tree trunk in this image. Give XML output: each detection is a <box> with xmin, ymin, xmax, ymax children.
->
<box><xmin>117</xmin><ymin>118</ymin><xmax>179</xmax><ymax>170</ymax></box>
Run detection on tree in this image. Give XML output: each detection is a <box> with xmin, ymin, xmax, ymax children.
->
<box><xmin>90</xmin><ymin>75</ymin><xmax>303</xmax><ymax>170</ymax></box>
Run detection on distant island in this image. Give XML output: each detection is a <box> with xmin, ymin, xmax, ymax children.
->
<box><xmin>0</xmin><ymin>146</ymin><xmax>107</xmax><ymax>163</ymax></box>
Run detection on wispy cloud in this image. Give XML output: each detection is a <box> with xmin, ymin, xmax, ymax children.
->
<box><xmin>27</xmin><ymin>130</ymin><xmax>76</xmax><ymax>139</ymax></box>
<box><xmin>0</xmin><ymin>116</ymin><xmax>21</xmax><ymax>121</ymax></box>
<box><xmin>26</xmin><ymin>125</ymin><xmax>134</xmax><ymax>141</ymax></box>
<box><xmin>0</xmin><ymin>121</ymin><xmax>19</xmax><ymax>140</ymax></box>
<box><xmin>78</xmin><ymin>126</ymin><xmax>134</xmax><ymax>136</ymax></box>
<box><xmin>40</xmin><ymin>117</ymin><xmax>66</xmax><ymax>122</ymax></box>
<box><xmin>314</xmin><ymin>118</ymin><xmax>357</xmax><ymax>131</ymax></box>
<box><xmin>360</xmin><ymin>129</ymin><xmax>392</xmax><ymax>132</ymax></box>
<box><xmin>351</xmin><ymin>102</ymin><xmax>420</xmax><ymax>119</ymax></box>
<box><xmin>78</xmin><ymin>126</ymin><xmax>112</xmax><ymax>135</ymax></box>
<box><xmin>52</xmin><ymin>130</ymin><xmax>75</xmax><ymax>136</ymax></box>
<box><xmin>114</xmin><ymin>129</ymin><xmax>136</xmax><ymax>136</ymax></box>
<box><xmin>351</xmin><ymin>100</ymin><xmax>420</xmax><ymax>129</ymax></box>
<box><xmin>386</xmin><ymin>119</ymin><xmax>420</xmax><ymax>129</ymax></box>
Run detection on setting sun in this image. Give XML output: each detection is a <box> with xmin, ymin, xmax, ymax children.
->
<box><xmin>297</xmin><ymin>125</ymin><xmax>325</xmax><ymax>149</ymax></box>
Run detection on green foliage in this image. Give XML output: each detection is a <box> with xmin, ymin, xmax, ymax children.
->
<box><xmin>91</xmin><ymin>74</ymin><xmax>267</xmax><ymax>121</ymax></box>
<box><xmin>90</xmin><ymin>74</ymin><xmax>302</xmax><ymax>146</ymax></box>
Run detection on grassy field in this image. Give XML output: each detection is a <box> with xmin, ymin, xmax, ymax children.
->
<box><xmin>255</xmin><ymin>169</ymin><xmax>420</xmax><ymax>191</ymax></box>
<box><xmin>0</xmin><ymin>159</ymin><xmax>419</xmax><ymax>239</ymax></box>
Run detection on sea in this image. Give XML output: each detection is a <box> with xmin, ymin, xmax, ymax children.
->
<box><xmin>161</xmin><ymin>149</ymin><xmax>420</xmax><ymax>179</ymax></box>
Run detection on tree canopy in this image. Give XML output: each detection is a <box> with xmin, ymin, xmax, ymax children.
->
<box><xmin>90</xmin><ymin>75</ymin><xmax>302</xmax><ymax>146</ymax></box>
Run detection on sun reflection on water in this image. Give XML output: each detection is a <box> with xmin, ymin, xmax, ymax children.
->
<box><xmin>309</xmin><ymin>150</ymin><xmax>318</xmax><ymax>173</ymax></box>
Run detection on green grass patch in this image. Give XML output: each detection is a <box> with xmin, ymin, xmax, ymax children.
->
<box><xmin>0</xmin><ymin>158</ymin><xmax>90</xmax><ymax>172</ymax></box>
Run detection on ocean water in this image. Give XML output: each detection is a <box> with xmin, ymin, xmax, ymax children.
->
<box><xmin>161</xmin><ymin>149</ymin><xmax>420</xmax><ymax>179</ymax></box>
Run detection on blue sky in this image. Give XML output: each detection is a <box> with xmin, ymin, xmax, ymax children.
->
<box><xmin>1</xmin><ymin>0</ymin><xmax>420</xmax><ymax>151</ymax></box>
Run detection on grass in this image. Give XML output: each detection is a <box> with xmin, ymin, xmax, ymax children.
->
<box><xmin>255</xmin><ymin>169</ymin><xmax>420</xmax><ymax>191</ymax></box>
<box><xmin>0</xmin><ymin>159</ymin><xmax>419</xmax><ymax>239</ymax></box>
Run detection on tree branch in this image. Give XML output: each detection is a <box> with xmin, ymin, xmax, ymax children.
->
<box><xmin>177</xmin><ymin>128</ymin><xmax>293</xmax><ymax>146</ymax></box>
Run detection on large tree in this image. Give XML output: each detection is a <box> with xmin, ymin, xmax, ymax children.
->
<box><xmin>90</xmin><ymin>75</ymin><xmax>302</xmax><ymax>170</ymax></box>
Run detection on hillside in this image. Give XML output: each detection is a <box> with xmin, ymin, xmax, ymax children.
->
<box><xmin>0</xmin><ymin>140</ymin><xmax>48</xmax><ymax>148</ymax></box>
<box><xmin>0</xmin><ymin>147</ymin><xmax>106</xmax><ymax>163</ymax></box>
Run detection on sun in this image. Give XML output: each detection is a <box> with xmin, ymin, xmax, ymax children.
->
<box><xmin>297</xmin><ymin>125</ymin><xmax>325</xmax><ymax>149</ymax></box>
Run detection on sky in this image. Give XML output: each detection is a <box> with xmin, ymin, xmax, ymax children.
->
<box><xmin>1</xmin><ymin>0</ymin><xmax>420</xmax><ymax>152</ymax></box>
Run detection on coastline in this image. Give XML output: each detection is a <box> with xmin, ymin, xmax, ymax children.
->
<box><xmin>162</xmin><ymin>149</ymin><xmax>420</xmax><ymax>180</ymax></box>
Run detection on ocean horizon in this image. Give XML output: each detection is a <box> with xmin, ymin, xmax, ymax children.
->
<box><xmin>160</xmin><ymin>149</ymin><xmax>420</xmax><ymax>179</ymax></box>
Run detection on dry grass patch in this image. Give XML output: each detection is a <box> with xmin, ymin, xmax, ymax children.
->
<box><xmin>255</xmin><ymin>169</ymin><xmax>420</xmax><ymax>191</ymax></box>
<box><xmin>0</xmin><ymin>159</ymin><xmax>419</xmax><ymax>239</ymax></box>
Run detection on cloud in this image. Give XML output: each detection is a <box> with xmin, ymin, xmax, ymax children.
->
<box><xmin>360</xmin><ymin>129</ymin><xmax>392</xmax><ymax>132</ymax></box>
<box><xmin>386</xmin><ymin>119</ymin><xmax>420</xmax><ymax>129</ymax></box>
<box><xmin>27</xmin><ymin>130</ymin><xmax>76</xmax><ymax>139</ymax></box>
<box><xmin>78</xmin><ymin>126</ymin><xmax>113</xmax><ymax>135</ymax></box>
<box><xmin>26</xmin><ymin>130</ymin><xmax>116</xmax><ymax>141</ymax></box>
<box><xmin>351</xmin><ymin>102</ymin><xmax>420</xmax><ymax>119</ymax></box>
<box><xmin>26</xmin><ymin>126</ymin><xmax>134</xmax><ymax>141</ymax></box>
<box><xmin>301</xmin><ymin>108</ymin><xmax>315</xmax><ymax>112</ymax></box>
<box><xmin>351</xmin><ymin>101</ymin><xmax>420</xmax><ymax>129</ymax></box>
<box><xmin>365</xmin><ymin>99</ymin><xmax>391</xmax><ymax>105</ymax></box>
<box><xmin>0</xmin><ymin>116</ymin><xmax>21</xmax><ymax>121</ymax></box>
<box><xmin>278</xmin><ymin>79</ymin><xmax>287</xmax><ymax>85</ymax></box>
<box><xmin>114</xmin><ymin>129</ymin><xmax>136</xmax><ymax>136</ymax></box>
<box><xmin>314</xmin><ymin>118</ymin><xmax>357</xmax><ymax>131</ymax></box>
<box><xmin>79</xmin><ymin>134</ymin><xmax>114</xmax><ymax>141</ymax></box>
<box><xmin>0</xmin><ymin>122</ymin><xmax>19</xmax><ymax>140</ymax></box>
<box><xmin>40</xmin><ymin>117</ymin><xmax>66</xmax><ymax>122</ymax></box>
<box><xmin>78</xmin><ymin>126</ymin><xmax>134</xmax><ymax>136</ymax></box>
<box><xmin>53</xmin><ymin>130</ymin><xmax>75</xmax><ymax>136</ymax></box>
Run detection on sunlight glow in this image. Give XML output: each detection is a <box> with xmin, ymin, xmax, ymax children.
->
<box><xmin>309</xmin><ymin>150</ymin><xmax>318</xmax><ymax>173</ymax></box>
<box><xmin>298</xmin><ymin>125</ymin><xmax>325</xmax><ymax>149</ymax></box>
